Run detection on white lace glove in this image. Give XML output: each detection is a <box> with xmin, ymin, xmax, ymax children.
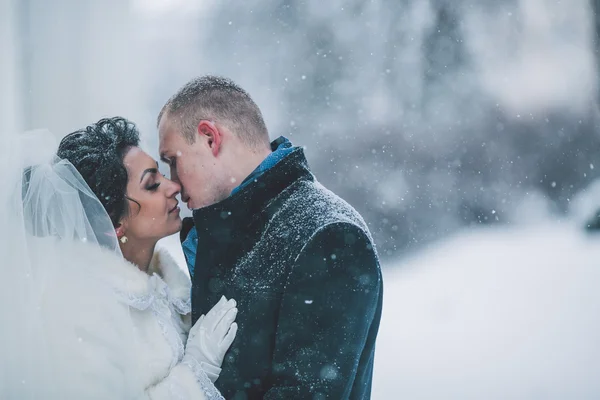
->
<box><xmin>183</xmin><ymin>296</ymin><xmax>238</xmax><ymax>383</ymax></box>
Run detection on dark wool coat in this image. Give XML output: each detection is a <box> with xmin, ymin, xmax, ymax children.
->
<box><xmin>182</xmin><ymin>143</ymin><xmax>383</xmax><ymax>399</ymax></box>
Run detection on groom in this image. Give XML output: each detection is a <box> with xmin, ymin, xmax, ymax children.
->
<box><xmin>158</xmin><ymin>76</ymin><xmax>383</xmax><ymax>399</ymax></box>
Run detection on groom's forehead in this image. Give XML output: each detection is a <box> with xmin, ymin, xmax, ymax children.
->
<box><xmin>159</xmin><ymin>116</ymin><xmax>187</xmax><ymax>140</ymax></box>
<box><xmin>158</xmin><ymin>113</ymin><xmax>177</xmax><ymax>137</ymax></box>
<box><xmin>158</xmin><ymin>121</ymin><xmax>176</xmax><ymax>148</ymax></box>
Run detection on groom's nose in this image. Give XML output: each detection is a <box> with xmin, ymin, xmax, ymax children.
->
<box><xmin>169</xmin><ymin>166</ymin><xmax>180</xmax><ymax>184</ymax></box>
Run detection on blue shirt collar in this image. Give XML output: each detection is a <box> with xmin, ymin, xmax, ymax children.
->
<box><xmin>231</xmin><ymin>136</ymin><xmax>294</xmax><ymax>195</ymax></box>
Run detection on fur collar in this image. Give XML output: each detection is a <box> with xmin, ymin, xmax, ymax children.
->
<box><xmin>106</xmin><ymin>246</ymin><xmax>191</xmax><ymax>314</ymax></box>
<box><xmin>147</xmin><ymin>246</ymin><xmax>192</xmax><ymax>311</ymax></box>
<box><xmin>43</xmin><ymin>238</ymin><xmax>191</xmax><ymax>314</ymax></box>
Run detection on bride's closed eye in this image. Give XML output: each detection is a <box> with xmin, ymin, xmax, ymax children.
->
<box><xmin>146</xmin><ymin>181</ymin><xmax>160</xmax><ymax>191</ymax></box>
<box><xmin>145</xmin><ymin>174</ymin><xmax>167</xmax><ymax>192</ymax></box>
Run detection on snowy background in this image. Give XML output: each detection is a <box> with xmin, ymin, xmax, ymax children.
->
<box><xmin>3</xmin><ymin>0</ymin><xmax>600</xmax><ymax>398</ymax></box>
<box><xmin>373</xmin><ymin>220</ymin><xmax>600</xmax><ymax>399</ymax></box>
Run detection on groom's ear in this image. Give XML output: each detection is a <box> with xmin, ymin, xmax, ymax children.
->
<box><xmin>197</xmin><ymin>120</ymin><xmax>221</xmax><ymax>157</ymax></box>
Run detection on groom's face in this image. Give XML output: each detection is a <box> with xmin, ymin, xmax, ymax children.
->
<box><xmin>158</xmin><ymin>115</ymin><xmax>228</xmax><ymax>210</ymax></box>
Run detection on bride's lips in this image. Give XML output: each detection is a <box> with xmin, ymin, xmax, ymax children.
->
<box><xmin>169</xmin><ymin>203</ymin><xmax>180</xmax><ymax>213</ymax></box>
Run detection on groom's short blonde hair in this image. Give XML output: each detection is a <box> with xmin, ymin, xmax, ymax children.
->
<box><xmin>157</xmin><ymin>75</ymin><xmax>270</xmax><ymax>148</ymax></box>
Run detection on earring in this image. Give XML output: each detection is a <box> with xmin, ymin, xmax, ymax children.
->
<box><xmin>120</xmin><ymin>236</ymin><xmax>128</xmax><ymax>244</ymax></box>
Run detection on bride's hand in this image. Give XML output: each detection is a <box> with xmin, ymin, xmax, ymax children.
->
<box><xmin>183</xmin><ymin>296</ymin><xmax>238</xmax><ymax>383</ymax></box>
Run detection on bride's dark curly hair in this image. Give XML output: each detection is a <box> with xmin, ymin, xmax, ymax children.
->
<box><xmin>57</xmin><ymin>117</ymin><xmax>141</xmax><ymax>227</ymax></box>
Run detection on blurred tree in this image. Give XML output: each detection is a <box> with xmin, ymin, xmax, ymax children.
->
<box><xmin>146</xmin><ymin>0</ymin><xmax>600</xmax><ymax>261</ymax></box>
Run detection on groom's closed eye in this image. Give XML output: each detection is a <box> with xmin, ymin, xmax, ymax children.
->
<box><xmin>160</xmin><ymin>155</ymin><xmax>174</xmax><ymax>166</ymax></box>
<box><xmin>161</xmin><ymin>157</ymin><xmax>179</xmax><ymax>182</ymax></box>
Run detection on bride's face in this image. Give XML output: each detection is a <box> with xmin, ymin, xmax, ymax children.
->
<box><xmin>119</xmin><ymin>146</ymin><xmax>182</xmax><ymax>242</ymax></box>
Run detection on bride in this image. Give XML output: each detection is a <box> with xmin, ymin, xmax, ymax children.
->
<box><xmin>1</xmin><ymin>117</ymin><xmax>237</xmax><ymax>399</ymax></box>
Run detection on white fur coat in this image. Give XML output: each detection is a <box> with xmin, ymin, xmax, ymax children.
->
<box><xmin>22</xmin><ymin>236</ymin><xmax>220</xmax><ymax>400</ymax></box>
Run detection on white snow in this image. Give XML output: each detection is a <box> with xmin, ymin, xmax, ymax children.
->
<box><xmin>373</xmin><ymin>222</ymin><xmax>600</xmax><ymax>399</ymax></box>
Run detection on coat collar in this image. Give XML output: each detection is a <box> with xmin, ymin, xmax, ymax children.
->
<box><xmin>190</xmin><ymin>146</ymin><xmax>313</xmax><ymax>272</ymax></box>
<box><xmin>192</xmin><ymin>145</ymin><xmax>311</xmax><ymax>230</ymax></box>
